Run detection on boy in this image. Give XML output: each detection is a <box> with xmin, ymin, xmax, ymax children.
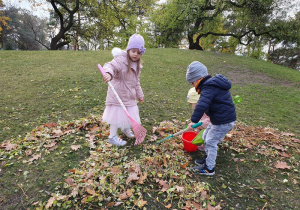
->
<box><xmin>186</xmin><ymin>61</ymin><xmax>236</xmax><ymax>175</ymax></box>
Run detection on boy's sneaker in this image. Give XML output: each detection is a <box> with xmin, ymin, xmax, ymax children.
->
<box><xmin>122</xmin><ymin>128</ymin><xmax>135</xmax><ymax>138</ymax></box>
<box><xmin>108</xmin><ymin>135</ymin><xmax>127</xmax><ymax>146</ymax></box>
<box><xmin>192</xmin><ymin>165</ymin><xmax>215</xmax><ymax>176</ymax></box>
<box><xmin>194</xmin><ymin>156</ymin><xmax>207</xmax><ymax>166</ymax></box>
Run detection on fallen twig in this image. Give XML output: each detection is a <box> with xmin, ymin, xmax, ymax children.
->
<box><xmin>17</xmin><ymin>184</ymin><xmax>28</xmax><ymax>199</ymax></box>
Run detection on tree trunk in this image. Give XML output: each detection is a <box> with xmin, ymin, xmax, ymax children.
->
<box><xmin>49</xmin><ymin>0</ymin><xmax>79</xmax><ymax>50</ymax></box>
<box><xmin>73</xmin><ymin>12</ymin><xmax>80</xmax><ymax>50</ymax></box>
<box><xmin>188</xmin><ymin>35</ymin><xmax>204</xmax><ymax>50</ymax></box>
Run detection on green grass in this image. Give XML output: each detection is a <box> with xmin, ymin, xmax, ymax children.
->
<box><xmin>0</xmin><ymin>49</ymin><xmax>299</xmax><ymax>209</ymax></box>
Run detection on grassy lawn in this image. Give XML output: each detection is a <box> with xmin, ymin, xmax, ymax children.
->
<box><xmin>0</xmin><ymin>49</ymin><xmax>299</xmax><ymax>209</ymax></box>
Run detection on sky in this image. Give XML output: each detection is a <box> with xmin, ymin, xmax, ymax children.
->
<box><xmin>2</xmin><ymin>0</ymin><xmax>51</xmax><ymax>18</ymax></box>
<box><xmin>3</xmin><ymin>0</ymin><xmax>299</xmax><ymax>19</ymax></box>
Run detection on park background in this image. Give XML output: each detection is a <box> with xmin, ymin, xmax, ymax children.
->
<box><xmin>0</xmin><ymin>0</ymin><xmax>300</xmax><ymax>209</ymax></box>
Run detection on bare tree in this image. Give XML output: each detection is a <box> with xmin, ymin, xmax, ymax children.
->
<box><xmin>49</xmin><ymin>0</ymin><xmax>79</xmax><ymax>50</ymax></box>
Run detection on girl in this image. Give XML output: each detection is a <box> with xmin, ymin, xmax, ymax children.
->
<box><xmin>102</xmin><ymin>34</ymin><xmax>146</xmax><ymax>146</ymax></box>
<box><xmin>187</xmin><ymin>87</ymin><xmax>211</xmax><ymax>151</ymax></box>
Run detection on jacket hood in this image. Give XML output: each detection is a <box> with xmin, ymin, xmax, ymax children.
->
<box><xmin>112</xmin><ymin>47</ymin><xmax>127</xmax><ymax>58</ymax></box>
<box><xmin>204</xmin><ymin>74</ymin><xmax>231</xmax><ymax>90</ymax></box>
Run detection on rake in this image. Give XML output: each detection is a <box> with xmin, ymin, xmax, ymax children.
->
<box><xmin>98</xmin><ymin>64</ymin><xmax>146</xmax><ymax>145</ymax></box>
<box><xmin>157</xmin><ymin>121</ymin><xmax>203</xmax><ymax>144</ymax></box>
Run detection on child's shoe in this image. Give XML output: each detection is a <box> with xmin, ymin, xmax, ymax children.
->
<box><xmin>192</xmin><ymin>165</ymin><xmax>215</xmax><ymax>176</ymax></box>
<box><xmin>108</xmin><ymin>135</ymin><xmax>127</xmax><ymax>146</ymax></box>
<box><xmin>194</xmin><ymin>155</ymin><xmax>207</xmax><ymax>166</ymax></box>
<box><xmin>122</xmin><ymin>128</ymin><xmax>135</xmax><ymax>138</ymax></box>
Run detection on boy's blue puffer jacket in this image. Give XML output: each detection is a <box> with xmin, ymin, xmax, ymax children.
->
<box><xmin>192</xmin><ymin>74</ymin><xmax>236</xmax><ymax>125</ymax></box>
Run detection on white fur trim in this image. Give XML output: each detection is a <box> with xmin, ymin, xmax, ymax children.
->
<box><xmin>112</xmin><ymin>47</ymin><xmax>124</xmax><ymax>57</ymax></box>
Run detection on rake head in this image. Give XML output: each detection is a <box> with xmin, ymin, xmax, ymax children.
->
<box><xmin>130</xmin><ymin>118</ymin><xmax>147</xmax><ymax>145</ymax></box>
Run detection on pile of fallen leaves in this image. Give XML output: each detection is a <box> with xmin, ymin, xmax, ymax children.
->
<box><xmin>0</xmin><ymin>116</ymin><xmax>299</xmax><ymax>209</ymax></box>
<box><xmin>224</xmin><ymin>123</ymin><xmax>299</xmax><ymax>170</ymax></box>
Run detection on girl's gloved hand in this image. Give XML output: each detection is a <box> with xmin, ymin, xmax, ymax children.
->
<box><xmin>187</xmin><ymin>122</ymin><xmax>195</xmax><ymax>130</ymax></box>
<box><xmin>103</xmin><ymin>73</ymin><xmax>112</xmax><ymax>83</ymax></box>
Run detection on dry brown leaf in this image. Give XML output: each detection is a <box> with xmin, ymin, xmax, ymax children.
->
<box><xmin>25</xmin><ymin>149</ymin><xmax>32</xmax><ymax>156</ymax></box>
<box><xmin>273</xmin><ymin>145</ymin><xmax>285</xmax><ymax>151</ymax></box>
<box><xmin>86</xmin><ymin>188</ymin><xmax>95</xmax><ymax>195</ymax></box>
<box><xmin>71</xmin><ymin>145</ymin><xmax>81</xmax><ymax>151</ymax></box>
<box><xmin>281</xmin><ymin>132</ymin><xmax>294</xmax><ymax>136</ymax></box>
<box><xmin>68</xmin><ymin>169</ymin><xmax>76</xmax><ymax>173</ymax></box>
<box><xmin>126</xmin><ymin>189</ymin><xmax>133</xmax><ymax>197</ymax></box>
<box><xmin>5</xmin><ymin>143</ymin><xmax>17</xmax><ymax>151</ymax></box>
<box><xmin>291</xmin><ymin>138</ymin><xmax>300</xmax><ymax>143</ymax></box>
<box><xmin>99</xmin><ymin>176</ymin><xmax>106</xmax><ymax>185</ymax></box>
<box><xmin>157</xmin><ymin>179</ymin><xmax>169</xmax><ymax>192</ymax></box>
<box><xmin>214</xmin><ymin>204</ymin><xmax>222</xmax><ymax>210</ymax></box>
<box><xmin>207</xmin><ymin>203</ymin><xmax>215</xmax><ymax>210</ymax></box>
<box><xmin>128</xmin><ymin>163</ymin><xmax>141</xmax><ymax>173</ymax></box>
<box><xmin>134</xmin><ymin>199</ymin><xmax>147</xmax><ymax>208</ymax></box>
<box><xmin>44</xmin><ymin>122</ymin><xmax>59</xmax><ymax>128</ymax></box>
<box><xmin>32</xmin><ymin>201</ymin><xmax>39</xmax><ymax>206</ymax></box>
<box><xmin>119</xmin><ymin>191</ymin><xmax>129</xmax><ymax>200</ymax></box>
<box><xmin>165</xmin><ymin>204</ymin><xmax>172</xmax><ymax>209</ymax></box>
<box><xmin>137</xmin><ymin>172</ymin><xmax>147</xmax><ymax>184</ymax></box>
<box><xmin>183</xmin><ymin>200</ymin><xmax>192</xmax><ymax>209</ymax></box>
<box><xmin>102</xmin><ymin>162</ymin><xmax>109</xmax><ymax>168</ymax></box>
<box><xmin>86</xmin><ymin>134</ymin><xmax>95</xmax><ymax>143</ymax></box>
<box><xmin>45</xmin><ymin>197</ymin><xmax>55</xmax><ymax>209</ymax></box>
<box><xmin>65</xmin><ymin>177</ymin><xmax>74</xmax><ymax>186</ymax></box>
<box><xmin>159</xmin><ymin>131</ymin><xmax>165</xmax><ymax>137</ymax></box>
<box><xmin>126</xmin><ymin>172</ymin><xmax>139</xmax><ymax>184</ymax></box>
<box><xmin>149</xmin><ymin>135</ymin><xmax>158</xmax><ymax>142</ymax></box>
<box><xmin>85</xmin><ymin>169</ymin><xmax>94</xmax><ymax>179</ymax></box>
<box><xmin>201</xmin><ymin>190</ymin><xmax>207</xmax><ymax>199</ymax></box>
<box><xmin>111</xmin><ymin>166</ymin><xmax>120</xmax><ymax>175</ymax></box>
<box><xmin>175</xmin><ymin>185</ymin><xmax>184</xmax><ymax>192</ymax></box>
<box><xmin>107</xmin><ymin>202</ymin><xmax>114</xmax><ymax>207</ymax></box>
<box><xmin>191</xmin><ymin>201</ymin><xmax>201</xmax><ymax>209</ymax></box>
<box><xmin>90</xmin><ymin>126</ymin><xmax>100</xmax><ymax>132</ymax></box>
<box><xmin>274</xmin><ymin>161</ymin><xmax>291</xmax><ymax>169</ymax></box>
<box><xmin>278</xmin><ymin>152</ymin><xmax>291</xmax><ymax>158</ymax></box>
<box><xmin>71</xmin><ymin>189</ymin><xmax>78</xmax><ymax>197</ymax></box>
<box><xmin>114</xmin><ymin>202</ymin><xmax>123</xmax><ymax>206</ymax></box>
<box><xmin>163</xmin><ymin>157</ymin><xmax>167</xmax><ymax>167</ymax></box>
<box><xmin>29</xmin><ymin>154</ymin><xmax>41</xmax><ymax>162</ymax></box>
<box><xmin>152</xmin><ymin>127</ymin><xmax>158</xmax><ymax>133</ymax></box>
<box><xmin>180</xmin><ymin>162</ymin><xmax>189</xmax><ymax>169</ymax></box>
<box><xmin>114</xmin><ymin>178</ymin><xmax>119</xmax><ymax>185</ymax></box>
<box><xmin>44</xmin><ymin>142</ymin><xmax>56</xmax><ymax>148</ymax></box>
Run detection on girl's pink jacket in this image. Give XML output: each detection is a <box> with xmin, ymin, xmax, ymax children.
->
<box><xmin>103</xmin><ymin>48</ymin><xmax>144</xmax><ymax>106</ymax></box>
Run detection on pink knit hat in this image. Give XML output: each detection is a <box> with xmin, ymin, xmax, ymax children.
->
<box><xmin>126</xmin><ymin>34</ymin><xmax>146</xmax><ymax>55</ymax></box>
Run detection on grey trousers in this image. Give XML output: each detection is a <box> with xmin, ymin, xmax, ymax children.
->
<box><xmin>203</xmin><ymin>121</ymin><xmax>235</xmax><ymax>169</ymax></box>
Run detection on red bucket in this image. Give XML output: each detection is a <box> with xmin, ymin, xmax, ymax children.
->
<box><xmin>181</xmin><ymin>131</ymin><xmax>198</xmax><ymax>152</ymax></box>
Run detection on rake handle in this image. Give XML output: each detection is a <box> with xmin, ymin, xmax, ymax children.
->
<box><xmin>98</xmin><ymin>64</ymin><xmax>129</xmax><ymax>115</ymax></box>
<box><xmin>173</xmin><ymin>121</ymin><xmax>203</xmax><ymax>137</ymax></box>
<box><xmin>157</xmin><ymin>121</ymin><xmax>203</xmax><ymax>144</ymax></box>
